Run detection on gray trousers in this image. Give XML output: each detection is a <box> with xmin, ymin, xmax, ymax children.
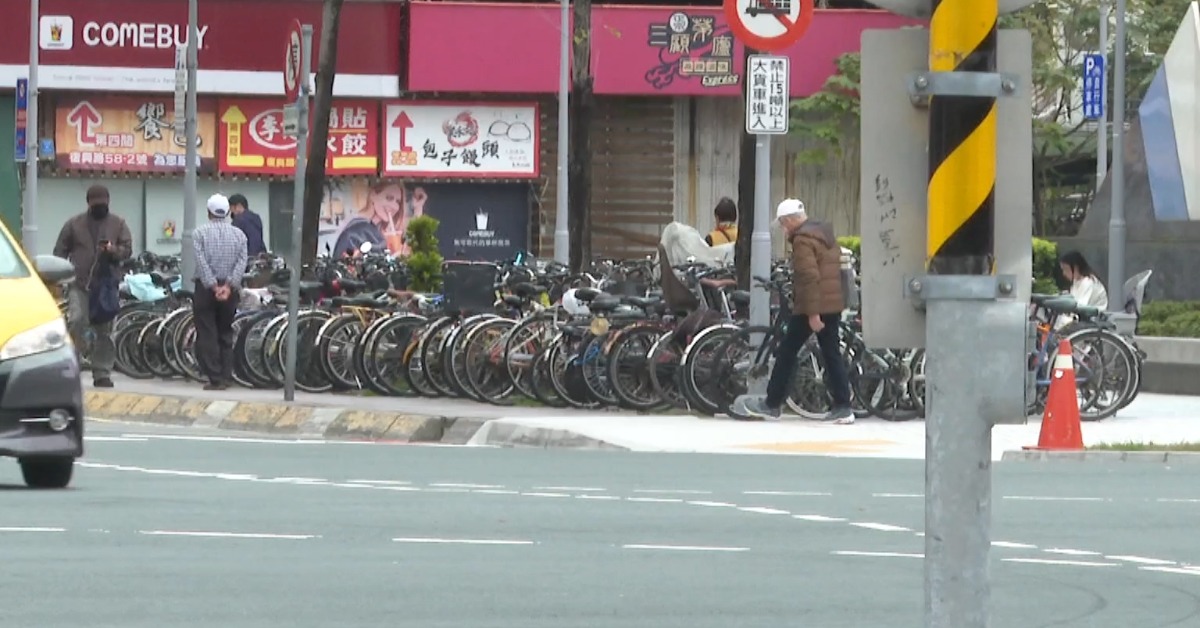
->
<box><xmin>67</xmin><ymin>285</ymin><xmax>115</xmax><ymax>379</ymax></box>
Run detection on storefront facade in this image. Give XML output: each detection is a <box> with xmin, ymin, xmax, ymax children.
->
<box><xmin>3</xmin><ymin>0</ymin><xmax>916</xmax><ymax>260</ymax></box>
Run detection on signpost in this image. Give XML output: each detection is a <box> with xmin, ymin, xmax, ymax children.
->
<box><xmin>179</xmin><ymin>0</ymin><xmax>199</xmax><ymax>291</ymax></box>
<box><xmin>859</xmin><ymin>0</ymin><xmax>1039</xmax><ymax>624</ymax></box>
<box><xmin>15</xmin><ymin>79</ymin><xmax>28</xmax><ymax>163</ymax></box>
<box><xmin>173</xmin><ymin>44</ymin><xmax>187</xmax><ymax>136</ymax></box>
<box><xmin>723</xmin><ymin>0</ymin><xmax>810</xmax><ymax>393</ymax></box>
<box><xmin>282</xmin><ymin>20</ymin><xmax>312</xmax><ymax>403</ymax></box>
<box><xmin>1082</xmin><ymin>53</ymin><xmax>1105</xmax><ymax>120</ymax></box>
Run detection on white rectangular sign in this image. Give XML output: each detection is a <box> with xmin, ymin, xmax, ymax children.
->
<box><xmin>382</xmin><ymin>102</ymin><xmax>540</xmax><ymax>178</ymax></box>
<box><xmin>172</xmin><ymin>44</ymin><xmax>186</xmax><ymax>135</ymax></box>
<box><xmin>282</xmin><ymin>103</ymin><xmax>299</xmax><ymax>138</ymax></box>
<box><xmin>746</xmin><ymin>54</ymin><xmax>789</xmax><ymax>135</ymax></box>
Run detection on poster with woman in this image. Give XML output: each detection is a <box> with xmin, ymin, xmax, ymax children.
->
<box><xmin>315</xmin><ymin>179</ymin><xmax>530</xmax><ymax>261</ymax></box>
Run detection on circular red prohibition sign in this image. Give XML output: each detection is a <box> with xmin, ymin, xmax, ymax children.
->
<box><xmin>724</xmin><ymin>0</ymin><xmax>815</xmax><ymax>52</ymax></box>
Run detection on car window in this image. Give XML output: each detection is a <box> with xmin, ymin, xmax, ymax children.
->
<box><xmin>0</xmin><ymin>228</ymin><xmax>31</xmax><ymax>279</ymax></box>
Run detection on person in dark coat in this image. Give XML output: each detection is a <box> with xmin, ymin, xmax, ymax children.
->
<box><xmin>229</xmin><ymin>193</ymin><xmax>266</xmax><ymax>255</ymax></box>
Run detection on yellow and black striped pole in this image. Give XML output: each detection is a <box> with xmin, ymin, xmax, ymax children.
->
<box><xmin>927</xmin><ymin>0</ymin><xmax>998</xmax><ymax>275</ymax></box>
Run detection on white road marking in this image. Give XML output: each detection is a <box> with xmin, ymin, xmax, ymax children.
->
<box><xmin>472</xmin><ymin>489</ymin><xmax>519</xmax><ymax>495</ymax></box>
<box><xmin>85</xmin><ymin>436</ymin><xmax>149</xmax><ymax>442</ymax></box>
<box><xmin>372</xmin><ymin>485</ymin><xmax>421</xmax><ymax>492</ymax></box>
<box><xmin>1044</xmin><ymin>548</ymin><xmax>1103</xmax><ymax>557</ymax></box>
<box><xmin>626</xmin><ymin>497</ymin><xmax>682</xmax><ymax>503</ymax></box>
<box><xmin>347</xmin><ymin>479</ymin><xmax>411</xmax><ymax>485</ymax></box>
<box><xmin>576</xmin><ymin>494</ymin><xmax>620</xmax><ymax>501</ymax></box>
<box><xmin>833</xmin><ymin>551</ymin><xmax>923</xmax><ymax>559</ymax></box>
<box><xmin>1140</xmin><ymin>566</ymin><xmax>1200</xmax><ymax>576</ymax></box>
<box><xmin>622</xmin><ymin>544</ymin><xmax>749</xmax><ymax>552</ymax></box>
<box><xmin>992</xmin><ymin>541</ymin><xmax>1038</xmax><ymax>549</ymax></box>
<box><xmin>850</xmin><ymin>522</ymin><xmax>911</xmax><ymax>532</ymax></box>
<box><xmin>425</xmin><ymin>488</ymin><xmax>470</xmax><ymax>493</ymax></box>
<box><xmin>1156</xmin><ymin>498</ymin><xmax>1200</xmax><ymax>503</ymax></box>
<box><xmin>520</xmin><ymin>492</ymin><xmax>571</xmax><ymax>498</ymax></box>
<box><xmin>392</xmin><ymin>537</ymin><xmax>534</xmax><ymax>546</ymax></box>
<box><xmin>1003</xmin><ymin>558</ymin><xmax>1117</xmax><ymax>567</ymax></box>
<box><xmin>1002</xmin><ymin>496</ymin><xmax>1108</xmax><ymax>502</ymax></box>
<box><xmin>634</xmin><ymin>489</ymin><xmax>712</xmax><ymax>495</ymax></box>
<box><xmin>139</xmin><ymin>530</ymin><xmax>316</xmax><ymax>540</ymax></box>
<box><xmin>737</xmin><ymin>507</ymin><xmax>790</xmax><ymax>515</ymax></box>
<box><xmin>742</xmin><ymin>490</ymin><xmax>831</xmax><ymax>497</ymax></box>
<box><xmin>872</xmin><ymin>493</ymin><xmax>923</xmax><ymax>498</ymax></box>
<box><xmin>793</xmin><ymin>515</ymin><xmax>847</xmax><ymax>522</ymax></box>
<box><xmin>0</xmin><ymin>527</ymin><xmax>66</xmax><ymax>533</ymax></box>
<box><xmin>265</xmin><ymin>477</ymin><xmax>330</xmax><ymax>484</ymax></box>
<box><xmin>215</xmin><ymin>473</ymin><xmax>258</xmax><ymax>481</ymax></box>
<box><xmin>535</xmin><ymin>486</ymin><xmax>606</xmax><ymax>492</ymax></box>
<box><xmin>686</xmin><ymin>500</ymin><xmax>736</xmax><ymax>508</ymax></box>
<box><xmin>1107</xmin><ymin>555</ymin><xmax>1177</xmax><ymax>566</ymax></box>
<box><xmin>327</xmin><ymin>483</ymin><xmax>378</xmax><ymax>489</ymax></box>
<box><xmin>430</xmin><ymin>483</ymin><xmax>503</xmax><ymax>489</ymax></box>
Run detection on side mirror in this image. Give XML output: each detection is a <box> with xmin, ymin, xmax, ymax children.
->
<box><xmin>34</xmin><ymin>255</ymin><xmax>75</xmax><ymax>284</ymax></box>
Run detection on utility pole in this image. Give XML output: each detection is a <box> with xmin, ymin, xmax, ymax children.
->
<box><xmin>553</xmin><ymin>0</ymin><xmax>569</xmax><ymax>264</ymax></box>
<box><xmin>1097</xmin><ymin>1</ymin><xmax>1108</xmax><ymax>190</ymax></box>
<box><xmin>1107</xmin><ymin>0</ymin><xmax>1127</xmax><ymax>310</ymax></box>
<box><xmin>180</xmin><ymin>0</ymin><xmax>200</xmax><ymax>283</ymax></box>
<box><xmin>23</xmin><ymin>0</ymin><xmax>39</xmax><ymax>256</ymax></box>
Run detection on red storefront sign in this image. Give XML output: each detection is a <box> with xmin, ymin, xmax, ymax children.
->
<box><xmin>0</xmin><ymin>0</ymin><xmax>401</xmax><ymax>97</ymax></box>
<box><xmin>217</xmin><ymin>99</ymin><xmax>379</xmax><ymax>175</ymax></box>
<box><xmin>406</xmin><ymin>3</ymin><xmax>920</xmax><ymax>97</ymax></box>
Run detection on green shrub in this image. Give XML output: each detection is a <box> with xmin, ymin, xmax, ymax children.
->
<box><xmin>1138</xmin><ymin>310</ymin><xmax>1200</xmax><ymax>338</ymax></box>
<box><xmin>1140</xmin><ymin>300</ymin><xmax>1200</xmax><ymax>323</ymax></box>
<box><xmin>836</xmin><ymin>235</ymin><xmax>861</xmax><ymax>259</ymax></box>
<box><xmin>405</xmin><ymin>215</ymin><xmax>443</xmax><ymax>293</ymax></box>
<box><xmin>1031</xmin><ymin>237</ymin><xmax>1058</xmax><ymax>295</ymax></box>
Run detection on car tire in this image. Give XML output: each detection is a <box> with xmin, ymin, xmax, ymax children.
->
<box><xmin>19</xmin><ymin>458</ymin><xmax>74</xmax><ymax>489</ymax></box>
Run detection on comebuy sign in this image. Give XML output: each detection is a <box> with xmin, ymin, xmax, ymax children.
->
<box><xmin>80</xmin><ymin>21</ymin><xmax>211</xmax><ymax>50</ymax></box>
<box><xmin>0</xmin><ymin>0</ymin><xmax>401</xmax><ymax>97</ymax></box>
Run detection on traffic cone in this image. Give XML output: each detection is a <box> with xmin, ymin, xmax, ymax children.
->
<box><xmin>1024</xmin><ymin>339</ymin><xmax>1084</xmax><ymax>451</ymax></box>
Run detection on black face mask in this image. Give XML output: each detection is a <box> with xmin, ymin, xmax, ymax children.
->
<box><xmin>88</xmin><ymin>203</ymin><xmax>109</xmax><ymax>219</ymax></box>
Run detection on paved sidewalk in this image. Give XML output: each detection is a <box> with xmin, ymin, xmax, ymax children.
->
<box><xmin>87</xmin><ymin>376</ymin><xmax>1199</xmax><ymax>459</ymax></box>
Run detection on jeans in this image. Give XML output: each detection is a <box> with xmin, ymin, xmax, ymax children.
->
<box><xmin>192</xmin><ymin>281</ymin><xmax>238</xmax><ymax>384</ymax></box>
<box><xmin>66</xmin><ymin>286</ymin><xmax>115</xmax><ymax>380</ymax></box>
<box><xmin>764</xmin><ymin>313</ymin><xmax>852</xmax><ymax>410</ymax></box>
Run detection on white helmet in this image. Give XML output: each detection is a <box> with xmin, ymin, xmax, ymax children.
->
<box><xmin>561</xmin><ymin>288</ymin><xmax>591</xmax><ymax>316</ymax></box>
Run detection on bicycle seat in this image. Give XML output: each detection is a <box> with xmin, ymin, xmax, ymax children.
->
<box><xmin>700</xmin><ymin>277</ymin><xmax>738</xmax><ymax>289</ymax></box>
<box><xmin>573</xmin><ymin>287</ymin><xmax>602</xmax><ymax>302</ymax></box>
<box><xmin>588</xmin><ymin>294</ymin><xmax>622</xmax><ymax>312</ymax></box>
<box><xmin>502</xmin><ymin>294</ymin><xmax>525</xmax><ymax>308</ymax></box>
<box><xmin>150</xmin><ymin>271</ymin><xmax>178</xmax><ymax>288</ymax></box>
<box><xmin>332</xmin><ymin>295</ymin><xmax>385</xmax><ymax>308</ymax></box>
<box><xmin>730</xmin><ymin>290</ymin><xmax>751</xmax><ymax>306</ymax></box>
<box><xmin>339</xmin><ymin>278</ymin><xmax>368</xmax><ymax>294</ymax></box>
<box><xmin>172</xmin><ymin>287</ymin><xmax>193</xmax><ymax>300</ymax></box>
<box><xmin>512</xmin><ymin>282</ymin><xmax>546</xmax><ymax>298</ymax></box>
<box><xmin>622</xmin><ymin>295</ymin><xmax>661</xmax><ymax>310</ymax></box>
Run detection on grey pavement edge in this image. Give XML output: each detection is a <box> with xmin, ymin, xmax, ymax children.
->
<box><xmin>1001</xmin><ymin>449</ymin><xmax>1200</xmax><ymax>463</ymax></box>
<box><xmin>83</xmin><ymin>389</ymin><xmax>624</xmax><ymax>450</ymax></box>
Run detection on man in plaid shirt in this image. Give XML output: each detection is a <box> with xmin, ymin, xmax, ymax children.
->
<box><xmin>193</xmin><ymin>194</ymin><xmax>249</xmax><ymax>390</ymax></box>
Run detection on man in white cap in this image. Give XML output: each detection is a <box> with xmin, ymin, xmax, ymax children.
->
<box><xmin>740</xmin><ymin>198</ymin><xmax>854</xmax><ymax>423</ymax></box>
<box><xmin>192</xmin><ymin>193</ymin><xmax>249</xmax><ymax>390</ymax></box>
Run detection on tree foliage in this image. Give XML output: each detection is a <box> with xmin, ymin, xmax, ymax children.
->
<box><xmin>405</xmin><ymin>215</ymin><xmax>443</xmax><ymax>293</ymax></box>
<box><xmin>789</xmin><ymin>52</ymin><xmax>860</xmax><ymax>164</ymax></box>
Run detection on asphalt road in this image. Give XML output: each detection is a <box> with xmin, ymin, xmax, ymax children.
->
<box><xmin>5</xmin><ymin>420</ymin><xmax>1200</xmax><ymax>628</ymax></box>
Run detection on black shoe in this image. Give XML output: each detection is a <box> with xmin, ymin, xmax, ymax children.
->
<box><xmin>93</xmin><ymin>377</ymin><xmax>114</xmax><ymax>388</ymax></box>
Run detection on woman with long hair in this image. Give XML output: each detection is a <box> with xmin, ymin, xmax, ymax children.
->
<box><xmin>1056</xmin><ymin>250</ymin><xmax>1108</xmax><ymax>329</ymax></box>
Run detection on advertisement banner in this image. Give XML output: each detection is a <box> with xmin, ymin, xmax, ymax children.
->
<box><xmin>0</xmin><ymin>0</ymin><xmax>402</xmax><ymax>96</ymax></box>
<box><xmin>54</xmin><ymin>95</ymin><xmax>217</xmax><ymax>173</ymax></box>
<box><xmin>314</xmin><ymin>179</ymin><xmax>529</xmax><ymax>261</ymax></box>
<box><xmin>217</xmin><ymin>99</ymin><xmax>379</xmax><ymax>175</ymax></box>
<box><xmin>382</xmin><ymin>102</ymin><xmax>539</xmax><ymax>179</ymax></box>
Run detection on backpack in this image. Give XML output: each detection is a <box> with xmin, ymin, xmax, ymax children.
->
<box><xmin>88</xmin><ymin>259</ymin><xmax>121</xmax><ymax>325</ymax></box>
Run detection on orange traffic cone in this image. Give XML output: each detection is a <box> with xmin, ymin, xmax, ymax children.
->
<box><xmin>1025</xmin><ymin>339</ymin><xmax>1084</xmax><ymax>451</ymax></box>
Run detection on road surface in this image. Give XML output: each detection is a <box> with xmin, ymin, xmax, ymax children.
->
<box><xmin>5</xmin><ymin>420</ymin><xmax>1200</xmax><ymax>627</ymax></box>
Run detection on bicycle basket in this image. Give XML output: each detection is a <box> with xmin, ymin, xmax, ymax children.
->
<box><xmin>657</xmin><ymin>245</ymin><xmax>701</xmax><ymax>312</ymax></box>
<box><xmin>442</xmin><ymin>261</ymin><xmax>499</xmax><ymax>314</ymax></box>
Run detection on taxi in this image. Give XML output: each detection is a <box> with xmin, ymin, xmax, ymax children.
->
<box><xmin>0</xmin><ymin>219</ymin><xmax>83</xmax><ymax>488</ymax></box>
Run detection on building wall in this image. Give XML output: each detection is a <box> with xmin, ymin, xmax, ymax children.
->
<box><xmin>33</xmin><ymin>177</ymin><xmax>271</xmax><ymax>257</ymax></box>
<box><xmin>0</xmin><ymin>95</ymin><xmax>21</xmax><ymax>236</ymax></box>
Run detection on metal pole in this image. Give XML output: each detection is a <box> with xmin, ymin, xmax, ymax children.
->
<box><xmin>1107</xmin><ymin>0</ymin><xmax>1127</xmax><ymax>310</ymax></box>
<box><xmin>925</xmin><ymin>0</ymin><xmax>998</xmax><ymax>623</ymax></box>
<box><xmin>283</xmin><ymin>25</ymin><xmax>312</xmax><ymax>402</ymax></box>
<box><xmin>1096</xmin><ymin>2</ymin><xmax>1108</xmax><ymax>191</ymax></box>
<box><xmin>180</xmin><ymin>0</ymin><xmax>199</xmax><ymax>283</ymax></box>
<box><xmin>552</xmin><ymin>0</ymin><xmax>570</xmax><ymax>264</ymax></box>
<box><xmin>748</xmin><ymin>135</ymin><xmax>771</xmax><ymax>392</ymax></box>
<box><xmin>23</xmin><ymin>0</ymin><xmax>39</xmax><ymax>256</ymax></box>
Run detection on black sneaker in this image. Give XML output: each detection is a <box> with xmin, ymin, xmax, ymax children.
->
<box><xmin>825</xmin><ymin>406</ymin><xmax>855</xmax><ymax>424</ymax></box>
<box><xmin>742</xmin><ymin>398</ymin><xmax>782</xmax><ymax>421</ymax></box>
<box><xmin>93</xmin><ymin>377</ymin><xmax>114</xmax><ymax>388</ymax></box>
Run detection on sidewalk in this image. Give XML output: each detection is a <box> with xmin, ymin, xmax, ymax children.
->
<box><xmin>85</xmin><ymin>376</ymin><xmax>1200</xmax><ymax>459</ymax></box>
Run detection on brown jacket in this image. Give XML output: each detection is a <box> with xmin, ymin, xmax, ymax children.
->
<box><xmin>52</xmin><ymin>212</ymin><xmax>133</xmax><ymax>289</ymax></box>
<box><xmin>790</xmin><ymin>220</ymin><xmax>844</xmax><ymax>316</ymax></box>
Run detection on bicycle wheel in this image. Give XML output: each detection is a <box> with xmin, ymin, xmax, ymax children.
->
<box><xmin>579</xmin><ymin>334</ymin><xmax>618</xmax><ymax>407</ymax></box>
<box><xmin>403</xmin><ymin>321</ymin><xmax>438</xmax><ymax>397</ymax></box>
<box><xmin>113</xmin><ymin>325</ymin><xmax>153</xmax><ymax>379</ymax></box>
<box><xmin>529</xmin><ymin>344</ymin><xmax>567</xmax><ymax>407</ymax></box>
<box><xmin>419</xmin><ymin>317</ymin><xmax>458</xmax><ymax>397</ymax></box>
<box><xmin>503</xmin><ymin>311</ymin><xmax>562</xmax><ymax>401</ymax></box>
<box><xmin>365</xmin><ymin>314</ymin><xmax>427</xmax><ymax>397</ymax></box>
<box><xmin>235</xmin><ymin>310</ymin><xmax>280</xmax><ymax>389</ymax></box>
<box><xmin>1062</xmin><ymin>328</ymin><xmax>1137</xmax><ymax>421</ymax></box>
<box><xmin>647</xmin><ymin>330</ymin><xmax>687</xmax><ymax>411</ymax></box>
<box><xmin>607</xmin><ymin>325</ymin><xmax>669</xmax><ymax>411</ymax></box>
<box><xmin>463</xmin><ymin>317</ymin><xmax>518</xmax><ymax>403</ymax></box>
<box><xmin>137</xmin><ymin>317</ymin><xmax>175</xmax><ymax>379</ymax></box>
<box><xmin>547</xmin><ymin>335</ymin><xmax>602</xmax><ymax>409</ymax></box>
<box><xmin>443</xmin><ymin>315</ymin><xmax>497</xmax><ymax>401</ymax></box>
<box><xmin>316</xmin><ymin>314</ymin><xmax>366</xmax><ymax>390</ymax></box>
<box><xmin>680</xmin><ymin>325</ymin><xmax>742</xmax><ymax>417</ymax></box>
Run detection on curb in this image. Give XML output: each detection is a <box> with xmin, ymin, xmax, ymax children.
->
<box><xmin>1002</xmin><ymin>449</ymin><xmax>1200</xmax><ymax>463</ymax></box>
<box><xmin>83</xmin><ymin>391</ymin><xmax>622</xmax><ymax>450</ymax></box>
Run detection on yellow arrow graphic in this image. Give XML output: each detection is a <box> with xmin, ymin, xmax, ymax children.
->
<box><xmin>220</xmin><ymin>105</ymin><xmax>265</xmax><ymax>168</ymax></box>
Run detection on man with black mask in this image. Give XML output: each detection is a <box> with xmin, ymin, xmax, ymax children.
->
<box><xmin>53</xmin><ymin>184</ymin><xmax>133</xmax><ymax>388</ymax></box>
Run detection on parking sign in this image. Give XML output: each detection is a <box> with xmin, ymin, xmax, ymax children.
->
<box><xmin>1083</xmin><ymin>53</ymin><xmax>1104</xmax><ymax>120</ymax></box>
